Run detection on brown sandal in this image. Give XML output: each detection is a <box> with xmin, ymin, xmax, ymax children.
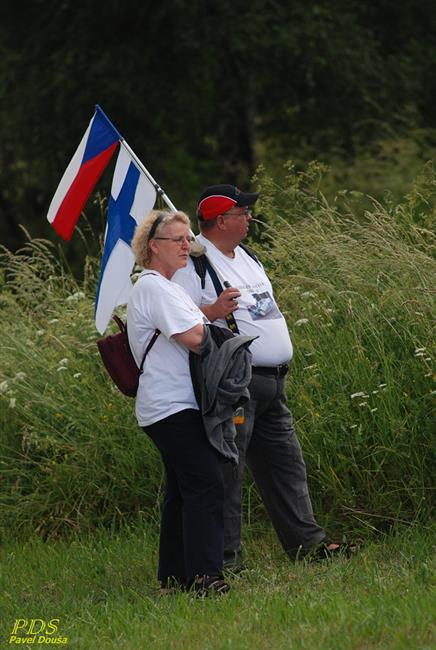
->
<box><xmin>309</xmin><ymin>540</ymin><xmax>360</xmax><ymax>561</ymax></box>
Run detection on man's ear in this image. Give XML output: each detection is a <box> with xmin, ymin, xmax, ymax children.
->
<box><xmin>216</xmin><ymin>215</ymin><xmax>227</xmax><ymax>230</ymax></box>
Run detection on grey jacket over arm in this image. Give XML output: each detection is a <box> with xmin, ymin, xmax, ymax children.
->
<box><xmin>189</xmin><ymin>324</ymin><xmax>257</xmax><ymax>464</ymax></box>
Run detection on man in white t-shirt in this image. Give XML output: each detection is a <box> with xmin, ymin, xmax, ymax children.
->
<box><xmin>173</xmin><ymin>184</ymin><xmax>348</xmax><ymax>569</ymax></box>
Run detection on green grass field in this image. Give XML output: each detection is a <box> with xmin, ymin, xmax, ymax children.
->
<box><xmin>0</xmin><ymin>524</ymin><xmax>434</xmax><ymax>649</ymax></box>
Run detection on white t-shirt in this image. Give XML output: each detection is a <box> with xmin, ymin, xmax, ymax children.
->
<box><xmin>127</xmin><ymin>271</ymin><xmax>205</xmax><ymax>427</ymax></box>
<box><xmin>173</xmin><ymin>235</ymin><xmax>293</xmax><ymax>366</ymax></box>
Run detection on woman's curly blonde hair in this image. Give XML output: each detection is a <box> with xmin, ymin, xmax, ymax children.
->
<box><xmin>131</xmin><ymin>209</ymin><xmax>191</xmax><ymax>268</ymax></box>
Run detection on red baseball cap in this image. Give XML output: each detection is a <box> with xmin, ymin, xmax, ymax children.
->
<box><xmin>197</xmin><ymin>184</ymin><xmax>259</xmax><ymax>221</ymax></box>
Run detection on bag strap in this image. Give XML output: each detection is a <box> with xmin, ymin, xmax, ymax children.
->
<box><xmin>203</xmin><ymin>257</ymin><xmax>240</xmax><ymax>334</ymax></box>
<box><xmin>139</xmin><ymin>328</ymin><xmax>160</xmax><ymax>374</ymax></box>
<box><xmin>112</xmin><ymin>314</ymin><xmax>127</xmax><ymax>333</ymax></box>
<box><xmin>239</xmin><ymin>242</ymin><xmax>261</xmax><ymax>265</ymax></box>
<box><xmin>112</xmin><ymin>314</ymin><xmax>160</xmax><ymax>374</ymax></box>
<box><xmin>138</xmin><ymin>271</ymin><xmax>161</xmax><ymax>371</ymax></box>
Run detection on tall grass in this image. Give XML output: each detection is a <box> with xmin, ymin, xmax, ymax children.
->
<box><xmin>0</xmin><ymin>164</ymin><xmax>434</xmax><ymax>540</ymax></box>
<box><xmin>0</xmin><ymin>236</ymin><xmax>163</xmax><ymax>539</ymax></box>
<box><xmin>251</xmin><ymin>162</ymin><xmax>435</xmax><ymax>532</ymax></box>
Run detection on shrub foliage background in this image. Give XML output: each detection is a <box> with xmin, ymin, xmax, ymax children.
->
<box><xmin>0</xmin><ymin>163</ymin><xmax>434</xmax><ymax>540</ymax></box>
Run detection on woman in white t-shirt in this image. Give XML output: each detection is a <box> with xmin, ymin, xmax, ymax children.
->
<box><xmin>127</xmin><ymin>209</ymin><xmax>229</xmax><ymax>597</ymax></box>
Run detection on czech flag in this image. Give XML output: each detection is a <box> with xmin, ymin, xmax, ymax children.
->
<box><xmin>47</xmin><ymin>106</ymin><xmax>120</xmax><ymax>240</ymax></box>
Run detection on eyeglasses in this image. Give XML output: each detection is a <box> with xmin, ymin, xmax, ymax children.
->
<box><xmin>223</xmin><ymin>208</ymin><xmax>252</xmax><ymax>218</ymax></box>
<box><xmin>153</xmin><ymin>236</ymin><xmax>196</xmax><ymax>245</ymax></box>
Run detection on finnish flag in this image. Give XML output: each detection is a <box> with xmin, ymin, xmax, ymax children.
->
<box><xmin>94</xmin><ymin>146</ymin><xmax>156</xmax><ymax>334</ymax></box>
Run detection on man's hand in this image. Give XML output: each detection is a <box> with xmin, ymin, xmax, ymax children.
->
<box><xmin>201</xmin><ymin>286</ymin><xmax>241</xmax><ymax>322</ymax></box>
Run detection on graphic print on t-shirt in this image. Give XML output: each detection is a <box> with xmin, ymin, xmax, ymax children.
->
<box><xmin>247</xmin><ymin>291</ymin><xmax>281</xmax><ymax>321</ymax></box>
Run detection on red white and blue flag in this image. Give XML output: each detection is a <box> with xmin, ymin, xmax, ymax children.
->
<box><xmin>47</xmin><ymin>106</ymin><xmax>120</xmax><ymax>240</ymax></box>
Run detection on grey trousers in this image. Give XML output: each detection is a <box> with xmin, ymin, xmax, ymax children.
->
<box><xmin>224</xmin><ymin>372</ymin><xmax>326</xmax><ymax>566</ymax></box>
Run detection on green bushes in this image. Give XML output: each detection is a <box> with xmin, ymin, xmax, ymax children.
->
<box><xmin>0</xmin><ymin>164</ymin><xmax>434</xmax><ymax>540</ymax></box>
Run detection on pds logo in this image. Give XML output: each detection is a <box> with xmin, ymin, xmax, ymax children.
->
<box><xmin>8</xmin><ymin>619</ymin><xmax>68</xmax><ymax>645</ymax></box>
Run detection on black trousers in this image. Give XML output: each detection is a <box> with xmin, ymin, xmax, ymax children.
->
<box><xmin>145</xmin><ymin>409</ymin><xmax>224</xmax><ymax>587</ymax></box>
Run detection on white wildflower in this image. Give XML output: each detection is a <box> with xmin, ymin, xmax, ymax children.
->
<box><xmin>59</xmin><ymin>358</ymin><xmax>68</xmax><ymax>365</ymax></box>
<box><xmin>350</xmin><ymin>392</ymin><xmax>368</xmax><ymax>399</ymax></box>
<box><xmin>48</xmin><ymin>319</ymin><xmax>59</xmax><ymax>324</ymax></box>
<box><xmin>295</xmin><ymin>318</ymin><xmax>309</xmax><ymax>326</ymax></box>
<box><xmin>372</xmin><ymin>390</ymin><xmax>379</xmax><ymax>394</ymax></box>
<box><xmin>370</xmin><ymin>408</ymin><xmax>378</xmax><ymax>413</ymax></box>
<box><xmin>65</xmin><ymin>291</ymin><xmax>85</xmax><ymax>302</ymax></box>
<box><xmin>359</xmin><ymin>402</ymin><xmax>368</xmax><ymax>407</ymax></box>
<box><xmin>414</xmin><ymin>351</ymin><xmax>425</xmax><ymax>357</ymax></box>
<box><xmin>379</xmin><ymin>383</ymin><xmax>387</xmax><ymax>388</ymax></box>
<box><xmin>36</xmin><ymin>329</ymin><xmax>45</xmax><ymax>336</ymax></box>
<box><xmin>425</xmin><ymin>357</ymin><xmax>432</xmax><ymax>362</ymax></box>
<box><xmin>350</xmin><ymin>424</ymin><xmax>358</xmax><ymax>429</ymax></box>
<box><xmin>0</xmin><ymin>380</ymin><xmax>9</xmax><ymax>394</ymax></box>
<box><xmin>14</xmin><ymin>372</ymin><xmax>26</xmax><ymax>382</ymax></box>
<box><xmin>9</xmin><ymin>398</ymin><xmax>16</xmax><ymax>408</ymax></box>
<box><xmin>415</xmin><ymin>347</ymin><xmax>426</xmax><ymax>353</ymax></box>
<box><xmin>73</xmin><ymin>373</ymin><xmax>82</xmax><ymax>379</ymax></box>
<box><xmin>57</xmin><ymin>367</ymin><xmax>67</xmax><ymax>372</ymax></box>
<box><xmin>301</xmin><ymin>291</ymin><xmax>315</xmax><ymax>298</ymax></box>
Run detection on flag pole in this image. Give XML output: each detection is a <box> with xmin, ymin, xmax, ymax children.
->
<box><xmin>119</xmin><ymin>139</ymin><xmax>177</xmax><ymax>211</ymax></box>
<box><xmin>94</xmin><ymin>105</ymin><xmax>212</xmax><ymax>261</ymax></box>
<box><xmin>120</xmin><ymin>135</ymin><xmax>211</xmax><ymax>259</ymax></box>
<box><xmin>95</xmin><ymin>104</ymin><xmax>177</xmax><ymax>211</ymax></box>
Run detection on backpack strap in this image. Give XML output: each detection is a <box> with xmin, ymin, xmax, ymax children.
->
<box><xmin>239</xmin><ymin>242</ymin><xmax>261</xmax><ymax>265</ymax></box>
<box><xmin>113</xmin><ymin>314</ymin><xmax>160</xmax><ymax>374</ymax></box>
<box><xmin>191</xmin><ymin>245</ymin><xmax>259</xmax><ymax>333</ymax></box>
<box><xmin>139</xmin><ymin>328</ymin><xmax>160</xmax><ymax>373</ymax></box>
<box><xmin>112</xmin><ymin>271</ymin><xmax>161</xmax><ymax>374</ymax></box>
<box><xmin>137</xmin><ymin>270</ymin><xmax>160</xmax><ymax>371</ymax></box>
<box><xmin>203</xmin><ymin>258</ymin><xmax>240</xmax><ymax>334</ymax></box>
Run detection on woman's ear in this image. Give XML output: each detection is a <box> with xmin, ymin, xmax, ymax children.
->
<box><xmin>148</xmin><ymin>238</ymin><xmax>159</xmax><ymax>257</ymax></box>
